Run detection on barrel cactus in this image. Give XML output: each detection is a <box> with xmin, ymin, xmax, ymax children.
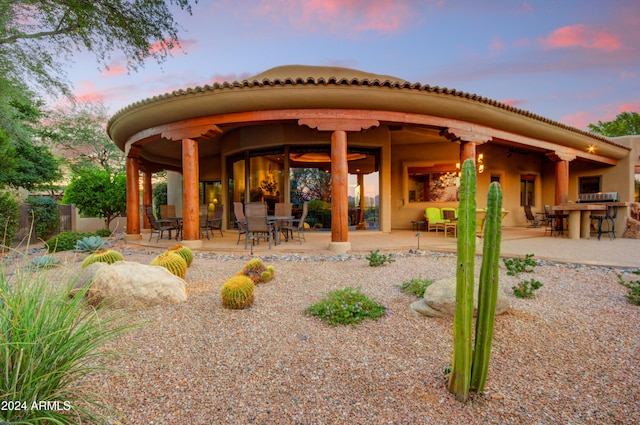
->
<box><xmin>166</xmin><ymin>244</ymin><xmax>194</xmax><ymax>267</ymax></box>
<box><xmin>239</xmin><ymin>258</ymin><xmax>275</xmax><ymax>283</ymax></box>
<box><xmin>81</xmin><ymin>249</ymin><xmax>124</xmax><ymax>268</ymax></box>
<box><xmin>150</xmin><ymin>252</ymin><xmax>187</xmax><ymax>279</ymax></box>
<box><xmin>221</xmin><ymin>275</ymin><xmax>255</xmax><ymax>309</ymax></box>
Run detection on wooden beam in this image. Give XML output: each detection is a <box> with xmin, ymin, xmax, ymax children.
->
<box><xmin>331</xmin><ymin>130</ymin><xmax>349</xmax><ymax>243</ymax></box>
<box><xmin>181</xmin><ymin>138</ymin><xmax>200</xmax><ymax>241</ymax></box>
<box><xmin>126</xmin><ymin>156</ymin><xmax>140</xmax><ymax>236</ymax></box>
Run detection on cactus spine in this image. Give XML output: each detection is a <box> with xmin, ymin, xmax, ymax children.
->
<box><xmin>167</xmin><ymin>244</ymin><xmax>194</xmax><ymax>267</ymax></box>
<box><xmin>447</xmin><ymin>159</ymin><xmax>503</xmax><ymax>402</ymax></box>
<box><xmin>151</xmin><ymin>252</ymin><xmax>187</xmax><ymax>279</ymax></box>
<box><xmin>81</xmin><ymin>249</ymin><xmax>124</xmax><ymax>268</ymax></box>
<box><xmin>470</xmin><ymin>181</ymin><xmax>503</xmax><ymax>393</ymax></box>
<box><xmin>448</xmin><ymin>159</ymin><xmax>476</xmax><ymax>402</ymax></box>
<box><xmin>221</xmin><ymin>275</ymin><xmax>255</xmax><ymax>309</ymax></box>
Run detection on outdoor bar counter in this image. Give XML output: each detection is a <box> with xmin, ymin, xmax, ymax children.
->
<box><xmin>553</xmin><ymin>202</ymin><xmax>628</xmax><ymax>239</ymax></box>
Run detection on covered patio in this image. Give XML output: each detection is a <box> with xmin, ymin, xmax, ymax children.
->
<box><xmin>107</xmin><ymin>65</ymin><xmax>633</xmax><ymax>254</ymax></box>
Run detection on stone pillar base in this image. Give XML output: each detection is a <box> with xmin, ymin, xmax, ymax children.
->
<box><xmin>124</xmin><ymin>233</ymin><xmax>142</xmax><ymax>242</ymax></box>
<box><xmin>180</xmin><ymin>239</ymin><xmax>203</xmax><ymax>250</ymax></box>
<box><xmin>327</xmin><ymin>241</ymin><xmax>351</xmax><ymax>254</ymax></box>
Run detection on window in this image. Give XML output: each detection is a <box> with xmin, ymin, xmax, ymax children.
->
<box><xmin>579</xmin><ymin>176</ymin><xmax>601</xmax><ymax>194</ymax></box>
<box><xmin>520</xmin><ymin>174</ymin><xmax>535</xmax><ymax>206</ymax></box>
<box><xmin>407</xmin><ymin>164</ymin><xmax>459</xmax><ymax>203</ymax></box>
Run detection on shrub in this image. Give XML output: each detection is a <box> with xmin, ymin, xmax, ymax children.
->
<box><xmin>82</xmin><ymin>249</ymin><xmax>124</xmax><ymax>268</ymax></box>
<box><xmin>305</xmin><ymin>286</ymin><xmax>387</xmax><ymax>327</ymax></box>
<box><xmin>617</xmin><ymin>270</ymin><xmax>640</xmax><ymax>306</ymax></box>
<box><xmin>0</xmin><ymin>191</ymin><xmax>19</xmax><ymax>247</ymax></box>
<box><xmin>152</xmin><ymin>181</ymin><xmax>168</xmax><ymax>219</ymax></box>
<box><xmin>150</xmin><ymin>252</ymin><xmax>187</xmax><ymax>279</ymax></box>
<box><xmin>0</xmin><ymin>263</ymin><xmax>134</xmax><ymax>424</ymax></box>
<box><xmin>503</xmin><ymin>254</ymin><xmax>537</xmax><ymax>276</ymax></box>
<box><xmin>397</xmin><ymin>277</ymin><xmax>433</xmax><ymax>298</ymax></box>
<box><xmin>46</xmin><ymin>231</ymin><xmax>85</xmax><ymax>252</ymax></box>
<box><xmin>94</xmin><ymin>228</ymin><xmax>113</xmax><ymax>238</ymax></box>
<box><xmin>365</xmin><ymin>249</ymin><xmax>395</xmax><ymax>267</ymax></box>
<box><xmin>512</xmin><ymin>278</ymin><xmax>543</xmax><ymax>298</ymax></box>
<box><xmin>28</xmin><ymin>196</ymin><xmax>59</xmax><ymax>240</ymax></box>
<box><xmin>221</xmin><ymin>275</ymin><xmax>255</xmax><ymax>309</ymax></box>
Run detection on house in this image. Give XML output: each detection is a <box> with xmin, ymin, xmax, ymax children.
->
<box><xmin>107</xmin><ymin>65</ymin><xmax>637</xmax><ymax>252</ymax></box>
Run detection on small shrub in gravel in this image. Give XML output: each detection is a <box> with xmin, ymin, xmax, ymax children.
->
<box><xmin>512</xmin><ymin>278</ymin><xmax>543</xmax><ymax>298</ymax></box>
<box><xmin>305</xmin><ymin>286</ymin><xmax>387</xmax><ymax>327</ymax></box>
<box><xmin>397</xmin><ymin>277</ymin><xmax>432</xmax><ymax>298</ymax></box>
<box><xmin>617</xmin><ymin>270</ymin><xmax>640</xmax><ymax>306</ymax></box>
<box><xmin>365</xmin><ymin>250</ymin><xmax>395</xmax><ymax>267</ymax></box>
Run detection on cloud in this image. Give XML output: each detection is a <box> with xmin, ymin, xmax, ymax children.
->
<box><xmin>620</xmin><ymin>71</ymin><xmax>637</xmax><ymax>79</ymax></box>
<box><xmin>562</xmin><ymin>102</ymin><xmax>640</xmax><ymax>129</ymax></box>
<box><xmin>489</xmin><ymin>38</ymin><xmax>506</xmax><ymax>52</ymax></box>
<box><xmin>210</xmin><ymin>72</ymin><xmax>253</xmax><ymax>83</ymax></box>
<box><xmin>501</xmin><ymin>98</ymin><xmax>526</xmax><ymax>107</ymax></box>
<box><xmin>73</xmin><ymin>81</ymin><xmax>108</xmax><ymax>103</ymax></box>
<box><xmin>540</xmin><ymin>24</ymin><xmax>622</xmax><ymax>51</ymax></box>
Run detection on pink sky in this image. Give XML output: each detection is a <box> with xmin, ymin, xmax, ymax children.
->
<box><xmin>65</xmin><ymin>0</ymin><xmax>639</xmax><ymax>130</ymax></box>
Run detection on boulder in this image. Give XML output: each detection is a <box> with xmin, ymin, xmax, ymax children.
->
<box><xmin>621</xmin><ymin>217</ymin><xmax>640</xmax><ymax>239</ymax></box>
<box><xmin>410</xmin><ymin>277</ymin><xmax>510</xmax><ymax>318</ymax></box>
<box><xmin>73</xmin><ymin>261</ymin><xmax>187</xmax><ymax>309</ymax></box>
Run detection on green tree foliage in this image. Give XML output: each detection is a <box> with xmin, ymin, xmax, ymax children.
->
<box><xmin>0</xmin><ymin>191</ymin><xmax>19</xmax><ymax>247</ymax></box>
<box><xmin>588</xmin><ymin>111</ymin><xmax>640</xmax><ymax>137</ymax></box>
<box><xmin>291</xmin><ymin>168</ymin><xmax>332</xmax><ymax>202</ymax></box>
<box><xmin>63</xmin><ymin>167</ymin><xmax>126</xmax><ymax>229</ymax></box>
<box><xmin>28</xmin><ymin>196</ymin><xmax>60</xmax><ymax>240</ymax></box>
<box><xmin>0</xmin><ymin>0</ymin><xmax>196</xmax><ymax>98</ymax></box>
<box><xmin>152</xmin><ymin>180</ymin><xmax>168</xmax><ymax>219</ymax></box>
<box><xmin>0</xmin><ymin>89</ymin><xmax>61</xmax><ymax>191</ymax></box>
<box><xmin>39</xmin><ymin>101</ymin><xmax>125</xmax><ymax>173</ymax></box>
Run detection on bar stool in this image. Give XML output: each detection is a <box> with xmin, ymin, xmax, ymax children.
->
<box><xmin>590</xmin><ymin>205</ymin><xmax>617</xmax><ymax>240</ymax></box>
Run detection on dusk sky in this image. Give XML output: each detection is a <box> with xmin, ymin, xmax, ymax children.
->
<box><xmin>67</xmin><ymin>0</ymin><xmax>639</xmax><ymax>131</ymax></box>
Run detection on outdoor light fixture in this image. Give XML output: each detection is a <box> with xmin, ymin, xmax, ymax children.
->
<box><xmin>587</xmin><ymin>145</ymin><xmax>596</xmax><ymax>154</ymax></box>
<box><xmin>290</xmin><ymin>152</ymin><xmax>367</xmax><ymax>163</ymax></box>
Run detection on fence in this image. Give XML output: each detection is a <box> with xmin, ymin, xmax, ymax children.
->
<box><xmin>14</xmin><ymin>203</ymin><xmax>74</xmax><ymax>241</ymax></box>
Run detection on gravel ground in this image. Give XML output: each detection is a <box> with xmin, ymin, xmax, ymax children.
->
<box><xmin>13</xmin><ymin>242</ymin><xmax>640</xmax><ymax>424</ymax></box>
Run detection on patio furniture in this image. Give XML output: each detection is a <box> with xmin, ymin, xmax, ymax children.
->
<box><xmin>160</xmin><ymin>204</ymin><xmax>176</xmax><ymax>220</ymax></box>
<box><xmin>425</xmin><ymin>207</ymin><xmax>446</xmax><ymax>233</ymax></box>
<box><xmin>442</xmin><ymin>208</ymin><xmax>458</xmax><ymax>238</ymax></box>
<box><xmin>524</xmin><ymin>204</ymin><xmax>540</xmax><ymax>227</ymax></box>
<box><xmin>144</xmin><ymin>205</ymin><xmax>179</xmax><ymax>242</ymax></box>
<box><xmin>208</xmin><ymin>204</ymin><xmax>224</xmax><ymax>237</ymax></box>
<box><xmin>590</xmin><ymin>205</ymin><xmax>618</xmax><ymax>240</ymax></box>
<box><xmin>244</xmin><ymin>202</ymin><xmax>275</xmax><ymax>249</ymax></box>
<box><xmin>274</xmin><ymin>202</ymin><xmax>293</xmax><ymax>241</ymax></box>
<box><xmin>233</xmin><ymin>202</ymin><xmax>248</xmax><ymax>245</ymax></box>
<box><xmin>199</xmin><ymin>204</ymin><xmax>211</xmax><ymax>240</ymax></box>
<box><xmin>281</xmin><ymin>201</ymin><xmax>308</xmax><ymax>244</ymax></box>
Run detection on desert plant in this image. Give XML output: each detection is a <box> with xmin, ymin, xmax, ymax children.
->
<box><xmin>81</xmin><ymin>249</ymin><xmax>124</xmax><ymax>268</ymax></box>
<box><xmin>512</xmin><ymin>278</ymin><xmax>543</xmax><ymax>298</ymax></box>
<box><xmin>46</xmin><ymin>231</ymin><xmax>86</xmax><ymax>253</ymax></box>
<box><xmin>618</xmin><ymin>270</ymin><xmax>640</xmax><ymax>305</ymax></box>
<box><xmin>75</xmin><ymin>235</ymin><xmax>106</xmax><ymax>253</ymax></box>
<box><xmin>221</xmin><ymin>275</ymin><xmax>255</xmax><ymax>309</ymax></box>
<box><xmin>397</xmin><ymin>277</ymin><xmax>433</xmax><ymax>298</ymax></box>
<box><xmin>0</xmin><ymin>262</ymin><xmax>134</xmax><ymax>424</ymax></box>
<box><xmin>503</xmin><ymin>254</ymin><xmax>537</xmax><ymax>276</ymax></box>
<box><xmin>0</xmin><ymin>191</ymin><xmax>19</xmax><ymax>247</ymax></box>
<box><xmin>150</xmin><ymin>252</ymin><xmax>187</xmax><ymax>279</ymax></box>
<box><xmin>239</xmin><ymin>258</ymin><xmax>275</xmax><ymax>283</ymax></box>
<box><xmin>365</xmin><ymin>249</ymin><xmax>395</xmax><ymax>267</ymax></box>
<box><xmin>448</xmin><ymin>159</ymin><xmax>503</xmax><ymax>402</ymax></box>
<box><xmin>305</xmin><ymin>286</ymin><xmax>387</xmax><ymax>327</ymax></box>
<box><xmin>27</xmin><ymin>254</ymin><xmax>59</xmax><ymax>270</ymax></box>
<box><xmin>94</xmin><ymin>228</ymin><xmax>113</xmax><ymax>238</ymax></box>
<box><xmin>166</xmin><ymin>244</ymin><xmax>194</xmax><ymax>267</ymax></box>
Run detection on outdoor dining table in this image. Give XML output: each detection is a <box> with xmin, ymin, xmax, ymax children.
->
<box><xmin>268</xmin><ymin>215</ymin><xmax>294</xmax><ymax>244</ymax></box>
<box><xmin>162</xmin><ymin>217</ymin><xmax>182</xmax><ymax>239</ymax></box>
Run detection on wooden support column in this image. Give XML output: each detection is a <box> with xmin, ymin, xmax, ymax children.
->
<box><xmin>181</xmin><ymin>138</ymin><xmax>201</xmax><ymax>247</ymax></box>
<box><xmin>331</xmin><ymin>130</ymin><xmax>349</xmax><ymax>244</ymax></box>
<box><xmin>142</xmin><ymin>171</ymin><xmax>153</xmax><ymax>230</ymax></box>
<box><xmin>125</xmin><ymin>151</ymin><xmax>141</xmax><ymax>240</ymax></box>
<box><xmin>547</xmin><ymin>151</ymin><xmax>575</xmax><ymax>206</ymax></box>
<box><xmin>460</xmin><ymin>141</ymin><xmax>476</xmax><ymax>164</ymax></box>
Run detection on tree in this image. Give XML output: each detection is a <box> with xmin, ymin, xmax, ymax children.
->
<box><xmin>63</xmin><ymin>167</ymin><xmax>126</xmax><ymax>229</ymax></box>
<box><xmin>588</xmin><ymin>111</ymin><xmax>640</xmax><ymax>137</ymax></box>
<box><xmin>39</xmin><ymin>101</ymin><xmax>125</xmax><ymax>173</ymax></box>
<box><xmin>291</xmin><ymin>168</ymin><xmax>332</xmax><ymax>202</ymax></box>
<box><xmin>0</xmin><ymin>0</ymin><xmax>196</xmax><ymax>98</ymax></box>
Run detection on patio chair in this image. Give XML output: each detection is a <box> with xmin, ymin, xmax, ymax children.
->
<box><xmin>233</xmin><ymin>202</ymin><xmax>248</xmax><ymax>245</ymax></box>
<box><xmin>199</xmin><ymin>204</ymin><xmax>210</xmax><ymax>240</ymax></box>
<box><xmin>208</xmin><ymin>204</ymin><xmax>224</xmax><ymax>237</ymax></box>
<box><xmin>244</xmin><ymin>202</ymin><xmax>275</xmax><ymax>249</ymax></box>
<box><xmin>524</xmin><ymin>204</ymin><xmax>540</xmax><ymax>228</ymax></box>
<box><xmin>144</xmin><ymin>205</ymin><xmax>179</xmax><ymax>242</ymax></box>
<box><xmin>590</xmin><ymin>205</ymin><xmax>617</xmax><ymax>240</ymax></box>
<box><xmin>160</xmin><ymin>204</ymin><xmax>176</xmax><ymax>220</ymax></box>
<box><xmin>274</xmin><ymin>202</ymin><xmax>293</xmax><ymax>241</ymax></box>
<box><xmin>282</xmin><ymin>201</ymin><xmax>308</xmax><ymax>244</ymax></box>
<box><xmin>425</xmin><ymin>207</ymin><xmax>446</xmax><ymax>233</ymax></box>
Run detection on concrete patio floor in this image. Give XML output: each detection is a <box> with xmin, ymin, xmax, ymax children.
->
<box><xmin>127</xmin><ymin>226</ymin><xmax>640</xmax><ymax>269</ymax></box>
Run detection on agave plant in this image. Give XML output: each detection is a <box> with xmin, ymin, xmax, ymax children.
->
<box><xmin>75</xmin><ymin>236</ymin><xmax>106</xmax><ymax>253</ymax></box>
<box><xmin>27</xmin><ymin>255</ymin><xmax>59</xmax><ymax>270</ymax></box>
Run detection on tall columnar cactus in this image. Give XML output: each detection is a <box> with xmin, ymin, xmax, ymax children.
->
<box><xmin>447</xmin><ymin>159</ymin><xmax>503</xmax><ymax>402</ymax></box>
<box><xmin>151</xmin><ymin>252</ymin><xmax>187</xmax><ymax>279</ymax></box>
<box><xmin>448</xmin><ymin>159</ymin><xmax>477</xmax><ymax>402</ymax></box>
<box><xmin>470</xmin><ymin>181</ymin><xmax>503</xmax><ymax>393</ymax></box>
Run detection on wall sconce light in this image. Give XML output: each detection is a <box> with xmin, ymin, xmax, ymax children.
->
<box><xmin>477</xmin><ymin>153</ymin><xmax>485</xmax><ymax>174</ymax></box>
<box><xmin>587</xmin><ymin>145</ymin><xmax>596</xmax><ymax>154</ymax></box>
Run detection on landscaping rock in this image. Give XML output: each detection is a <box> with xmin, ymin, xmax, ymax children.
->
<box><xmin>410</xmin><ymin>277</ymin><xmax>510</xmax><ymax>318</ymax></box>
<box><xmin>622</xmin><ymin>217</ymin><xmax>640</xmax><ymax>239</ymax></box>
<box><xmin>72</xmin><ymin>261</ymin><xmax>187</xmax><ymax>309</ymax></box>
